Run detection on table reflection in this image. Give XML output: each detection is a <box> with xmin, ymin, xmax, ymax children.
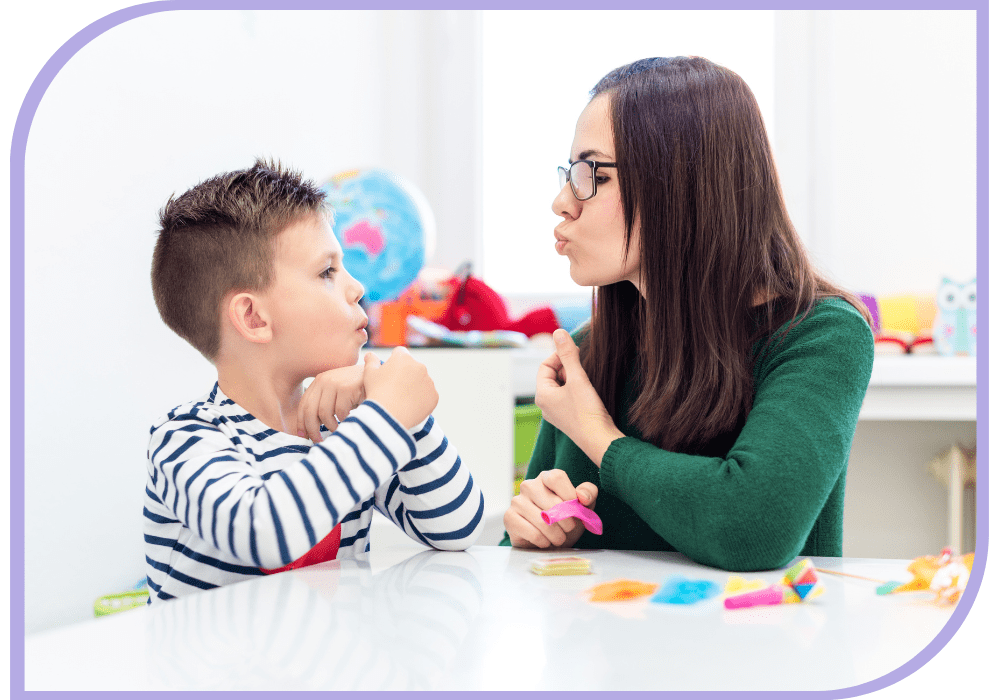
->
<box><xmin>146</xmin><ymin>549</ymin><xmax>484</xmax><ymax>690</ymax></box>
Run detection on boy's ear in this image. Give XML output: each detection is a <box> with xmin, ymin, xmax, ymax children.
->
<box><xmin>227</xmin><ymin>292</ymin><xmax>273</xmax><ymax>343</ymax></box>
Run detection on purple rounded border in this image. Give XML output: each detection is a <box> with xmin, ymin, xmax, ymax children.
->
<box><xmin>9</xmin><ymin>2</ymin><xmax>988</xmax><ymax>698</ymax></box>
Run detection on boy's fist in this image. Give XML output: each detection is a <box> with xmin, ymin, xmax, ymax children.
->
<box><xmin>363</xmin><ymin>348</ymin><xmax>438</xmax><ymax>430</ymax></box>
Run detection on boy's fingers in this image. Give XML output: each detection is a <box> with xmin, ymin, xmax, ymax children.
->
<box><xmin>335</xmin><ymin>391</ymin><xmax>355</xmax><ymax>424</ymax></box>
<box><xmin>296</xmin><ymin>384</ymin><xmax>316</xmax><ymax>439</ymax></box>
<box><xmin>303</xmin><ymin>388</ymin><xmax>323</xmax><ymax>443</ymax></box>
<box><xmin>318</xmin><ymin>394</ymin><xmax>338</xmax><ymax>437</ymax></box>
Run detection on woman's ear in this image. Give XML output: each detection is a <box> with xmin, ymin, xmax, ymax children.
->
<box><xmin>227</xmin><ymin>292</ymin><xmax>273</xmax><ymax>343</ymax></box>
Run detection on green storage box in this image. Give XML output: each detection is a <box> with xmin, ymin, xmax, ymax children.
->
<box><xmin>513</xmin><ymin>404</ymin><xmax>543</xmax><ymax>494</ymax></box>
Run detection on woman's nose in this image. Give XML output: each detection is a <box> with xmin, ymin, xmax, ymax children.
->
<box><xmin>552</xmin><ymin>183</ymin><xmax>579</xmax><ymax>219</ymax></box>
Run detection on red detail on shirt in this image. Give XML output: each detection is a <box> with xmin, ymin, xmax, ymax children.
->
<box><xmin>260</xmin><ymin>523</ymin><xmax>342</xmax><ymax>575</ymax></box>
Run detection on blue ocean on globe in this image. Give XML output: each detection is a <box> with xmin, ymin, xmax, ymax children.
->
<box><xmin>321</xmin><ymin>169</ymin><xmax>432</xmax><ymax>302</ymax></box>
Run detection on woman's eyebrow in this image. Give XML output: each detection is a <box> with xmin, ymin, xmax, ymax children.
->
<box><xmin>575</xmin><ymin>149</ymin><xmax>612</xmax><ymax>161</ymax></box>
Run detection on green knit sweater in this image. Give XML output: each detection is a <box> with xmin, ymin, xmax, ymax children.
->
<box><xmin>500</xmin><ymin>297</ymin><xmax>874</xmax><ymax>571</ymax></box>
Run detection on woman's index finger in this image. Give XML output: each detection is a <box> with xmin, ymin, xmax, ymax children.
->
<box><xmin>539</xmin><ymin>469</ymin><xmax>578</xmax><ymax>502</ymax></box>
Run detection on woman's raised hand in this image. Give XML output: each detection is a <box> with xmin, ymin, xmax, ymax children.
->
<box><xmin>504</xmin><ymin>469</ymin><xmax>597</xmax><ymax>549</ymax></box>
<box><xmin>535</xmin><ymin>329</ymin><xmax>624</xmax><ymax>466</ymax></box>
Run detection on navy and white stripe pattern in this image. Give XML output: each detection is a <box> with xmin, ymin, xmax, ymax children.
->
<box><xmin>144</xmin><ymin>383</ymin><xmax>484</xmax><ymax>603</ymax></box>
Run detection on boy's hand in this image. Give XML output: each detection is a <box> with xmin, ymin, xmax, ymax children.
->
<box><xmin>296</xmin><ymin>364</ymin><xmax>366</xmax><ymax>442</ymax></box>
<box><xmin>504</xmin><ymin>469</ymin><xmax>598</xmax><ymax>549</ymax></box>
<box><xmin>363</xmin><ymin>348</ymin><xmax>438</xmax><ymax>430</ymax></box>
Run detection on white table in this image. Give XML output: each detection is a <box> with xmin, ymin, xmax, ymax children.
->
<box><xmin>25</xmin><ymin>545</ymin><xmax>958</xmax><ymax>691</ymax></box>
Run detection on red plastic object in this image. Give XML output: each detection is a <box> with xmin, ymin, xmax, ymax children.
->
<box><xmin>438</xmin><ymin>267</ymin><xmax>558</xmax><ymax>338</ymax></box>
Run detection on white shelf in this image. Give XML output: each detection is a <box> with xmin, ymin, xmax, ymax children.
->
<box><xmin>868</xmin><ymin>355</ymin><xmax>976</xmax><ymax>386</ymax></box>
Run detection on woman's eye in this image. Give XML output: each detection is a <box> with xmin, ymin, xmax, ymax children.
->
<box><xmin>595</xmin><ymin>176</ymin><xmax>611</xmax><ymax>185</ymax></box>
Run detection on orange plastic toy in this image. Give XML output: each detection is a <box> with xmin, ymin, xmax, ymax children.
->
<box><xmin>587</xmin><ymin>579</ymin><xmax>658</xmax><ymax>602</ymax></box>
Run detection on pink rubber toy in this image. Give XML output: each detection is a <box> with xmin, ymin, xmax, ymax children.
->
<box><xmin>723</xmin><ymin>583</ymin><xmax>785</xmax><ymax>610</ymax></box>
<box><xmin>540</xmin><ymin>499</ymin><xmax>603</xmax><ymax>535</ymax></box>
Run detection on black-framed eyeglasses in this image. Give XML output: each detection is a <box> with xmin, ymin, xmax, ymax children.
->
<box><xmin>557</xmin><ymin>159</ymin><xmax>617</xmax><ymax>201</ymax></box>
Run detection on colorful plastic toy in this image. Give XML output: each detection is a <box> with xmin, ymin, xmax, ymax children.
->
<box><xmin>540</xmin><ymin>498</ymin><xmax>603</xmax><ymax>535</ymax></box>
<box><xmin>587</xmin><ymin>579</ymin><xmax>658</xmax><ymax>602</ymax></box>
<box><xmin>651</xmin><ymin>576</ymin><xmax>721</xmax><ymax>605</ymax></box>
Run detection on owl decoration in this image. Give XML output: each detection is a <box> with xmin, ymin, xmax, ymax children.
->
<box><xmin>932</xmin><ymin>277</ymin><xmax>976</xmax><ymax>356</ymax></box>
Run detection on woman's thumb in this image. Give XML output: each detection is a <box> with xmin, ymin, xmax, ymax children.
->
<box><xmin>554</xmin><ymin>329</ymin><xmax>579</xmax><ymax>357</ymax></box>
<box><xmin>577</xmin><ymin>483</ymin><xmax>597</xmax><ymax>507</ymax></box>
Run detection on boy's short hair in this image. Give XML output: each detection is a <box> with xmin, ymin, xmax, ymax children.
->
<box><xmin>152</xmin><ymin>158</ymin><xmax>329</xmax><ymax>361</ymax></box>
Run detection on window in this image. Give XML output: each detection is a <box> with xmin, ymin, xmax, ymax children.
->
<box><xmin>481</xmin><ymin>10</ymin><xmax>776</xmax><ymax>295</ymax></box>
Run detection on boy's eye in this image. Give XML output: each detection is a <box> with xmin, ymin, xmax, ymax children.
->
<box><xmin>320</xmin><ymin>267</ymin><xmax>337</xmax><ymax>279</ymax></box>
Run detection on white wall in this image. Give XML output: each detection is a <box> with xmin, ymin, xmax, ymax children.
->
<box><xmin>24</xmin><ymin>9</ymin><xmax>479</xmax><ymax>635</ymax></box>
<box><xmin>773</xmin><ymin>10</ymin><xmax>976</xmax><ymax>295</ymax></box>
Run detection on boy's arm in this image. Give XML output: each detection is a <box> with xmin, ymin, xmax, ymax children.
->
<box><xmin>148</xmin><ymin>400</ymin><xmax>416</xmax><ymax>570</ymax></box>
<box><xmin>374</xmin><ymin>414</ymin><xmax>485</xmax><ymax>551</ymax></box>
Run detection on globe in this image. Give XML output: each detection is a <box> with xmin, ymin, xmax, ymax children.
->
<box><xmin>321</xmin><ymin>168</ymin><xmax>436</xmax><ymax>302</ymax></box>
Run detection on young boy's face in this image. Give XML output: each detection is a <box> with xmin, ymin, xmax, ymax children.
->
<box><xmin>262</xmin><ymin>213</ymin><xmax>368</xmax><ymax>379</ymax></box>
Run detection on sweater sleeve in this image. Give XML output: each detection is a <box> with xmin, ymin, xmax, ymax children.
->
<box><xmin>598</xmin><ymin>303</ymin><xmax>874</xmax><ymax>571</ymax></box>
<box><xmin>147</xmin><ymin>400</ymin><xmax>416</xmax><ymax>570</ymax></box>
<box><xmin>373</xmin><ymin>413</ymin><xmax>485</xmax><ymax>550</ymax></box>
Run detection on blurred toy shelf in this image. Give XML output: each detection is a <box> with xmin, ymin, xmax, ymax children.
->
<box><xmin>508</xmin><ymin>349</ymin><xmax>977</xmax><ymax>420</ymax></box>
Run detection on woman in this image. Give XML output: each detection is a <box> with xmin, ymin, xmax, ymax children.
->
<box><xmin>500</xmin><ymin>57</ymin><xmax>874</xmax><ymax>571</ymax></box>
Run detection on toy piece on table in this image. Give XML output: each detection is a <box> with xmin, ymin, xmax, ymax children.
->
<box><xmin>587</xmin><ymin>579</ymin><xmax>658</xmax><ymax>602</ymax></box>
<box><xmin>876</xmin><ymin>581</ymin><xmax>904</xmax><ymax>596</ymax></box>
<box><xmin>540</xmin><ymin>498</ymin><xmax>603</xmax><ymax>535</ymax></box>
<box><xmin>817</xmin><ymin>548</ymin><xmax>975</xmax><ymax>603</ymax></box>
<box><xmin>531</xmin><ymin>556</ymin><xmax>592</xmax><ymax>576</ymax></box>
<box><xmin>893</xmin><ymin>548</ymin><xmax>975</xmax><ymax>605</ymax></box>
<box><xmin>813</xmin><ymin>568</ymin><xmax>905</xmax><ymax>596</ymax></box>
<box><xmin>651</xmin><ymin>576</ymin><xmax>721</xmax><ymax>605</ymax></box>
<box><xmin>724</xmin><ymin>583</ymin><xmax>787</xmax><ymax>610</ymax></box>
<box><xmin>781</xmin><ymin>559</ymin><xmax>825</xmax><ymax>603</ymax></box>
<box><xmin>723</xmin><ymin>576</ymin><xmax>767</xmax><ymax>597</ymax></box>
<box><xmin>723</xmin><ymin>560</ymin><xmax>825</xmax><ymax>610</ymax></box>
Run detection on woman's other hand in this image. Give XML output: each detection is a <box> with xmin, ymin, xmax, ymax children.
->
<box><xmin>504</xmin><ymin>469</ymin><xmax>598</xmax><ymax>549</ymax></box>
<box><xmin>535</xmin><ymin>329</ymin><xmax>625</xmax><ymax>465</ymax></box>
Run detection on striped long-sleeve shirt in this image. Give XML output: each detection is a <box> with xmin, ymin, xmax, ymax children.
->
<box><xmin>144</xmin><ymin>383</ymin><xmax>484</xmax><ymax>603</ymax></box>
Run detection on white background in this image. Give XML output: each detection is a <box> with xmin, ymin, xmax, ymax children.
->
<box><xmin>1</xmin><ymin>2</ymin><xmax>993</xmax><ymax>697</ymax></box>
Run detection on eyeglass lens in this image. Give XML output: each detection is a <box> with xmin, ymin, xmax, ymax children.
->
<box><xmin>557</xmin><ymin>162</ymin><xmax>595</xmax><ymax>200</ymax></box>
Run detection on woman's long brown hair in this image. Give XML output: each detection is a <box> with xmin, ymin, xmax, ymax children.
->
<box><xmin>581</xmin><ymin>57</ymin><xmax>872</xmax><ymax>454</ymax></box>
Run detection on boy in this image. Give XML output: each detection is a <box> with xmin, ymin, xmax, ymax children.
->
<box><xmin>145</xmin><ymin>159</ymin><xmax>484</xmax><ymax>602</ymax></box>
